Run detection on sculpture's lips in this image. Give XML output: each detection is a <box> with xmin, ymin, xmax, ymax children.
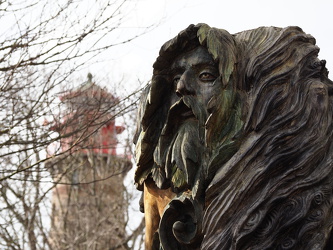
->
<box><xmin>169</xmin><ymin>98</ymin><xmax>196</xmax><ymax>120</ymax></box>
<box><xmin>169</xmin><ymin>96</ymin><xmax>207</xmax><ymax>122</ymax></box>
<box><xmin>161</xmin><ymin>98</ymin><xmax>197</xmax><ymax>135</ymax></box>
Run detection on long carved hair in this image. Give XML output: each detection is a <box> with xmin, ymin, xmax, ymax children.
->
<box><xmin>203</xmin><ymin>26</ymin><xmax>333</xmax><ymax>249</ymax></box>
<box><xmin>134</xmin><ymin>24</ymin><xmax>333</xmax><ymax>249</ymax></box>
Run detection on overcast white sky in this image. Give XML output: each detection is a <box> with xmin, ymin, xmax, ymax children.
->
<box><xmin>105</xmin><ymin>0</ymin><xmax>333</xmax><ymax>92</ymax></box>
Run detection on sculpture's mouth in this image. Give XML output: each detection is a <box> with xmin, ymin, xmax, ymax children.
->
<box><xmin>161</xmin><ymin>98</ymin><xmax>197</xmax><ymax>135</ymax></box>
<box><xmin>170</xmin><ymin>97</ymin><xmax>199</xmax><ymax>119</ymax></box>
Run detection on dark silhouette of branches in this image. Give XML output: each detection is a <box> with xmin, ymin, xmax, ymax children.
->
<box><xmin>0</xmin><ymin>1</ymin><xmax>147</xmax><ymax>249</ymax></box>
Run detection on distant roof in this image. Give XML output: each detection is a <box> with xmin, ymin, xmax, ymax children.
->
<box><xmin>60</xmin><ymin>73</ymin><xmax>117</xmax><ymax>101</ymax></box>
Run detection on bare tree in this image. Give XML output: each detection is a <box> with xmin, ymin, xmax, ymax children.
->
<box><xmin>0</xmin><ymin>1</ymin><xmax>146</xmax><ymax>249</ymax></box>
<box><xmin>46</xmin><ymin>75</ymin><xmax>143</xmax><ymax>249</ymax></box>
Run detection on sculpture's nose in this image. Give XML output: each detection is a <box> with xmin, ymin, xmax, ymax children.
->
<box><xmin>176</xmin><ymin>71</ymin><xmax>195</xmax><ymax>97</ymax></box>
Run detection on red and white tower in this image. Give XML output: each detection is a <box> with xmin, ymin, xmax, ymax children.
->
<box><xmin>47</xmin><ymin>73</ymin><xmax>131</xmax><ymax>249</ymax></box>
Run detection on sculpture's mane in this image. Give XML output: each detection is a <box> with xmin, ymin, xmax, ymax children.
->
<box><xmin>134</xmin><ymin>23</ymin><xmax>333</xmax><ymax>248</ymax></box>
<box><xmin>203</xmin><ymin>26</ymin><xmax>333</xmax><ymax>249</ymax></box>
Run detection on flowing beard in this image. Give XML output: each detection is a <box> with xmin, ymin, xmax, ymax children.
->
<box><xmin>152</xmin><ymin>96</ymin><xmax>208</xmax><ymax>192</ymax></box>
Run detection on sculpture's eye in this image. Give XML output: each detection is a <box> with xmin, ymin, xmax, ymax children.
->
<box><xmin>173</xmin><ymin>77</ymin><xmax>180</xmax><ymax>85</ymax></box>
<box><xmin>172</xmin><ymin>75</ymin><xmax>182</xmax><ymax>91</ymax></box>
<box><xmin>199</xmin><ymin>72</ymin><xmax>217</xmax><ymax>82</ymax></box>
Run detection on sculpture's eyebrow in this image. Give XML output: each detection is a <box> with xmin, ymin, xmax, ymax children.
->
<box><xmin>169</xmin><ymin>66</ymin><xmax>185</xmax><ymax>76</ymax></box>
<box><xmin>192</xmin><ymin>62</ymin><xmax>218</xmax><ymax>70</ymax></box>
<box><xmin>169</xmin><ymin>62</ymin><xmax>217</xmax><ymax>75</ymax></box>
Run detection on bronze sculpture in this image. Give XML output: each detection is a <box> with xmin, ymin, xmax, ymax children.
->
<box><xmin>134</xmin><ymin>23</ymin><xmax>333</xmax><ymax>249</ymax></box>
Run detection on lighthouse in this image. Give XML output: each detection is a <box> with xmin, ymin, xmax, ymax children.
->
<box><xmin>47</xmin><ymin>74</ymin><xmax>132</xmax><ymax>249</ymax></box>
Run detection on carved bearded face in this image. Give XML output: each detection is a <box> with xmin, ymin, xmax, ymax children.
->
<box><xmin>170</xmin><ymin>46</ymin><xmax>220</xmax><ymax>109</ymax></box>
<box><xmin>154</xmin><ymin>46</ymin><xmax>221</xmax><ymax>191</ymax></box>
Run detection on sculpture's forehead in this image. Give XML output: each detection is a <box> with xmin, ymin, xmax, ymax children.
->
<box><xmin>170</xmin><ymin>46</ymin><xmax>215</xmax><ymax>70</ymax></box>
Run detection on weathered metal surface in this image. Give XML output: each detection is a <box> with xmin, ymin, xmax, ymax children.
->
<box><xmin>134</xmin><ymin>23</ymin><xmax>333</xmax><ymax>249</ymax></box>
